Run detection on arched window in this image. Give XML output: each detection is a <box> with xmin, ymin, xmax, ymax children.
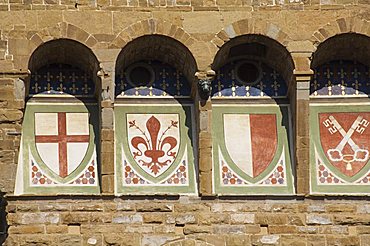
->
<box><xmin>114</xmin><ymin>35</ymin><xmax>198</xmax><ymax>195</ymax></box>
<box><xmin>310</xmin><ymin>33</ymin><xmax>370</xmax><ymax>195</ymax></box>
<box><xmin>211</xmin><ymin>35</ymin><xmax>295</xmax><ymax>195</ymax></box>
<box><xmin>15</xmin><ymin>39</ymin><xmax>101</xmax><ymax>195</ymax></box>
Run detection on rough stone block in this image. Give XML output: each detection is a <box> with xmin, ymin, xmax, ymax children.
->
<box><xmin>255</xmin><ymin>213</ymin><xmax>288</xmax><ymax>225</ymax></box>
<box><xmin>306</xmin><ymin>214</ymin><xmax>332</xmax><ymax>225</ymax></box>
<box><xmin>268</xmin><ymin>225</ymin><xmax>297</xmax><ymax>234</ymax></box>
<box><xmin>198</xmin><ymin>213</ymin><xmax>229</xmax><ymax>225</ymax></box>
<box><xmin>112</xmin><ymin>214</ymin><xmax>143</xmax><ymax>224</ymax></box>
<box><xmin>143</xmin><ymin>213</ymin><xmax>165</xmax><ymax>224</ymax></box>
<box><xmin>102</xmin><ymin>174</ymin><xmax>114</xmax><ymax>194</ymax></box>
<box><xmin>174</xmin><ymin>203</ymin><xmax>210</xmax><ymax>213</ymax></box>
<box><xmin>183</xmin><ymin>225</ymin><xmax>212</xmax><ymax>234</ymax></box>
<box><xmin>333</xmin><ymin>215</ymin><xmax>370</xmax><ymax>225</ymax></box>
<box><xmin>230</xmin><ymin>213</ymin><xmax>255</xmax><ymax>224</ymax></box>
<box><xmin>136</xmin><ymin>203</ymin><xmax>173</xmax><ymax>212</ymax></box>
<box><xmin>251</xmin><ymin>235</ymin><xmax>280</xmax><ymax>245</ymax></box>
<box><xmin>8</xmin><ymin>225</ymin><xmax>44</xmax><ymax>234</ymax></box>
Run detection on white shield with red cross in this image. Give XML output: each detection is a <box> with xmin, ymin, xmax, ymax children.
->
<box><xmin>223</xmin><ymin>114</ymin><xmax>278</xmax><ymax>178</ymax></box>
<box><xmin>34</xmin><ymin>112</ymin><xmax>90</xmax><ymax>178</ymax></box>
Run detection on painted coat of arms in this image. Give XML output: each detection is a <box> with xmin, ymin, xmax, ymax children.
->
<box><xmin>212</xmin><ymin>105</ymin><xmax>294</xmax><ymax>195</ymax></box>
<box><xmin>310</xmin><ymin>105</ymin><xmax>370</xmax><ymax>195</ymax></box>
<box><xmin>319</xmin><ymin>113</ymin><xmax>370</xmax><ymax>177</ymax></box>
<box><xmin>34</xmin><ymin>112</ymin><xmax>91</xmax><ymax>178</ymax></box>
<box><xmin>115</xmin><ymin>104</ymin><xmax>197</xmax><ymax>195</ymax></box>
<box><xmin>127</xmin><ymin>114</ymin><xmax>180</xmax><ymax>178</ymax></box>
<box><xmin>15</xmin><ymin>104</ymin><xmax>100</xmax><ymax>195</ymax></box>
<box><xmin>223</xmin><ymin>114</ymin><xmax>278</xmax><ymax>178</ymax></box>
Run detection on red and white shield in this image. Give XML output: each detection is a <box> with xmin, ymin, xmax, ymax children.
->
<box><xmin>319</xmin><ymin>112</ymin><xmax>370</xmax><ymax>177</ymax></box>
<box><xmin>224</xmin><ymin>114</ymin><xmax>277</xmax><ymax>178</ymax></box>
<box><xmin>34</xmin><ymin>112</ymin><xmax>90</xmax><ymax>178</ymax></box>
<box><xmin>127</xmin><ymin>114</ymin><xmax>180</xmax><ymax>178</ymax></box>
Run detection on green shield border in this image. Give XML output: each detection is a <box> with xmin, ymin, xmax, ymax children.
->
<box><xmin>212</xmin><ymin>104</ymin><xmax>295</xmax><ymax>195</ymax></box>
<box><xmin>114</xmin><ymin>103</ymin><xmax>197</xmax><ymax>195</ymax></box>
<box><xmin>20</xmin><ymin>102</ymin><xmax>100</xmax><ymax>195</ymax></box>
<box><xmin>310</xmin><ymin>103</ymin><xmax>370</xmax><ymax>195</ymax></box>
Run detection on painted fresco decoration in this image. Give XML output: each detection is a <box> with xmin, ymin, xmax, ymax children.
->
<box><xmin>15</xmin><ymin>103</ymin><xmax>100</xmax><ymax>195</ymax></box>
<box><xmin>212</xmin><ymin>105</ymin><xmax>294</xmax><ymax>195</ymax></box>
<box><xmin>34</xmin><ymin>112</ymin><xmax>90</xmax><ymax>178</ymax></box>
<box><xmin>310</xmin><ymin>60</ymin><xmax>370</xmax><ymax>97</ymax></box>
<box><xmin>115</xmin><ymin>60</ymin><xmax>191</xmax><ymax>98</ymax></box>
<box><xmin>310</xmin><ymin>105</ymin><xmax>370</xmax><ymax>195</ymax></box>
<box><xmin>128</xmin><ymin>114</ymin><xmax>180</xmax><ymax>177</ymax></box>
<box><xmin>223</xmin><ymin>114</ymin><xmax>277</xmax><ymax>178</ymax></box>
<box><xmin>30</xmin><ymin>63</ymin><xmax>95</xmax><ymax>96</ymax></box>
<box><xmin>212</xmin><ymin>61</ymin><xmax>288</xmax><ymax>98</ymax></box>
<box><xmin>115</xmin><ymin>105</ymin><xmax>197</xmax><ymax>195</ymax></box>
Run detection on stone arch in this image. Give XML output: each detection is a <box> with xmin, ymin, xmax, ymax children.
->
<box><xmin>28</xmin><ymin>22</ymin><xmax>99</xmax><ymax>58</ymax></box>
<box><xmin>311</xmin><ymin>33</ymin><xmax>370</xmax><ymax>69</ymax></box>
<box><xmin>211</xmin><ymin>34</ymin><xmax>294</xmax><ymax>87</ymax></box>
<box><xmin>310</xmin><ymin>32</ymin><xmax>370</xmax><ymax>97</ymax></box>
<box><xmin>110</xmin><ymin>18</ymin><xmax>196</xmax><ymax>52</ymax></box>
<box><xmin>27</xmin><ymin>38</ymin><xmax>101</xmax><ymax>98</ymax></box>
<box><xmin>211</xmin><ymin>19</ymin><xmax>292</xmax><ymax>50</ymax></box>
<box><xmin>310</xmin><ymin>17</ymin><xmax>370</xmax><ymax>48</ymax></box>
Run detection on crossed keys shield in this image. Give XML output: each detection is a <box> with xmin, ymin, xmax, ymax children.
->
<box><xmin>322</xmin><ymin>115</ymin><xmax>370</xmax><ymax>171</ymax></box>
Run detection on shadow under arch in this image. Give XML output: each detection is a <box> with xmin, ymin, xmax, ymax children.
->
<box><xmin>27</xmin><ymin>38</ymin><xmax>101</xmax><ymax>99</ymax></box>
<box><xmin>212</xmin><ymin>34</ymin><xmax>294</xmax><ymax>88</ymax></box>
<box><xmin>115</xmin><ymin>34</ymin><xmax>198</xmax><ymax>98</ymax></box>
<box><xmin>312</xmin><ymin>33</ymin><xmax>370</xmax><ymax>69</ymax></box>
<box><xmin>310</xmin><ymin>33</ymin><xmax>370</xmax><ymax>97</ymax></box>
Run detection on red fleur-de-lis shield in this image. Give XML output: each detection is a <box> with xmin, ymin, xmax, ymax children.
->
<box><xmin>127</xmin><ymin>114</ymin><xmax>180</xmax><ymax>178</ymax></box>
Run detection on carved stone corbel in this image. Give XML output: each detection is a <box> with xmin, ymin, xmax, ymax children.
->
<box><xmin>195</xmin><ymin>70</ymin><xmax>216</xmax><ymax>100</ymax></box>
<box><xmin>97</xmin><ymin>68</ymin><xmax>111</xmax><ymax>101</ymax></box>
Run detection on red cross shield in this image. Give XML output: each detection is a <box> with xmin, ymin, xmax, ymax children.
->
<box><xmin>319</xmin><ymin>112</ymin><xmax>370</xmax><ymax>177</ymax></box>
<box><xmin>34</xmin><ymin>112</ymin><xmax>90</xmax><ymax>178</ymax></box>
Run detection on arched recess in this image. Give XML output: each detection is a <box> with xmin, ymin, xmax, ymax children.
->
<box><xmin>210</xmin><ymin>34</ymin><xmax>295</xmax><ymax>195</ymax></box>
<box><xmin>212</xmin><ymin>19</ymin><xmax>292</xmax><ymax>51</ymax></box>
<box><xmin>14</xmin><ymin>39</ymin><xmax>101</xmax><ymax>195</ymax></box>
<box><xmin>309</xmin><ymin>33</ymin><xmax>370</xmax><ymax>195</ymax></box>
<box><xmin>310</xmin><ymin>17</ymin><xmax>370</xmax><ymax>48</ymax></box>
<box><xmin>28</xmin><ymin>22</ymin><xmax>98</xmax><ymax>55</ymax></box>
<box><xmin>115</xmin><ymin>34</ymin><xmax>198</xmax><ymax>97</ymax></box>
<box><xmin>114</xmin><ymin>34</ymin><xmax>198</xmax><ymax>195</ymax></box>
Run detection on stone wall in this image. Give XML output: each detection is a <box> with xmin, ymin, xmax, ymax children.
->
<box><xmin>0</xmin><ymin>0</ymin><xmax>369</xmax><ymax>245</ymax></box>
<box><xmin>3</xmin><ymin>198</ymin><xmax>370</xmax><ymax>245</ymax></box>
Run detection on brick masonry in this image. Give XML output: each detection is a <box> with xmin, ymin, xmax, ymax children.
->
<box><xmin>0</xmin><ymin>0</ymin><xmax>369</xmax><ymax>245</ymax></box>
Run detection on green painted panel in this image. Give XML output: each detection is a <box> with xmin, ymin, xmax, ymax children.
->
<box><xmin>212</xmin><ymin>104</ymin><xmax>295</xmax><ymax>195</ymax></box>
<box><xmin>114</xmin><ymin>103</ymin><xmax>197</xmax><ymax>195</ymax></box>
<box><xmin>15</xmin><ymin>102</ymin><xmax>100</xmax><ymax>195</ymax></box>
<box><xmin>310</xmin><ymin>104</ymin><xmax>370</xmax><ymax>195</ymax></box>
